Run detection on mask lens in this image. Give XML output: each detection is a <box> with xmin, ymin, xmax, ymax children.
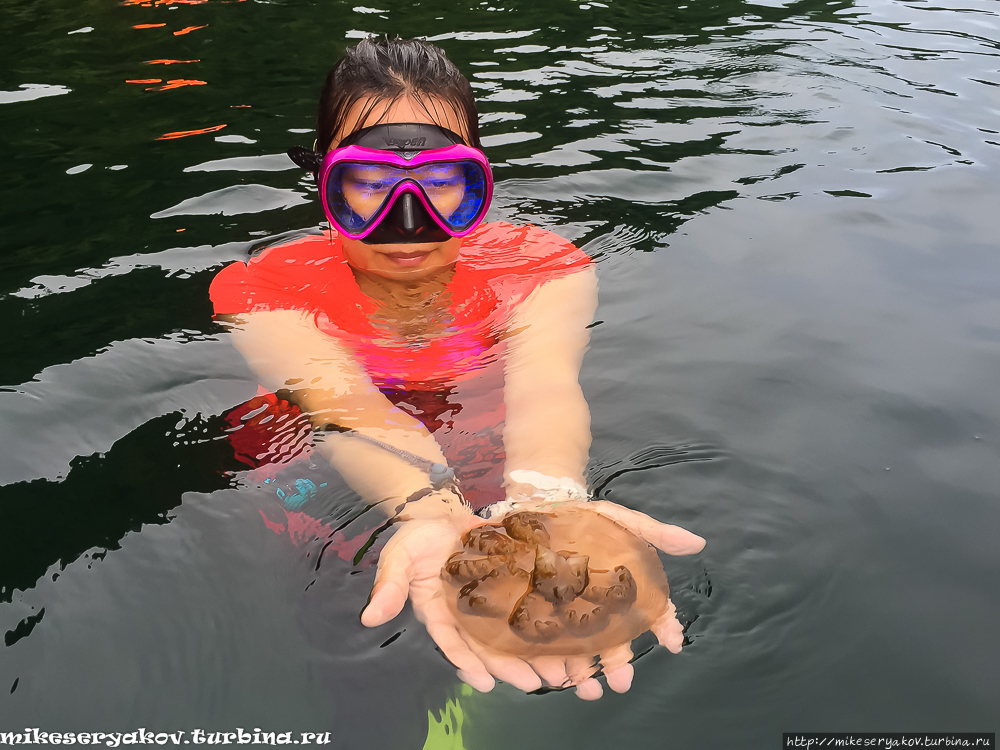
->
<box><xmin>414</xmin><ymin>161</ymin><xmax>488</xmax><ymax>232</ymax></box>
<box><xmin>326</xmin><ymin>163</ymin><xmax>405</xmax><ymax>231</ymax></box>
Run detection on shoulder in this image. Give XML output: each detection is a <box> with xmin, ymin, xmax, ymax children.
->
<box><xmin>459</xmin><ymin>222</ymin><xmax>591</xmax><ymax>275</ymax></box>
<box><xmin>210</xmin><ymin>232</ymin><xmax>349</xmax><ymax>315</ymax></box>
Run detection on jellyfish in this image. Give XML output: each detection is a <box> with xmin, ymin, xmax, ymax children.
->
<box><xmin>456</xmin><ymin>563</ymin><xmax>531</xmax><ymax>618</ymax></box>
<box><xmin>440</xmin><ymin>506</ymin><xmax>671</xmax><ymax>657</ymax></box>
<box><xmin>531</xmin><ymin>546</ymin><xmax>589</xmax><ymax>604</ymax></box>
<box><xmin>582</xmin><ymin>565</ymin><xmax>638</xmax><ymax>612</ymax></box>
<box><xmin>502</xmin><ymin>512</ymin><xmax>551</xmax><ymax>547</ymax></box>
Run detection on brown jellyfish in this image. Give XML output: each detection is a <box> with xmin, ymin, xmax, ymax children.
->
<box><xmin>440</xmin><ymin>507</ymin><xmax>671</xmax><ymax>657</ymax></box>
<box><xmin>581</xmin><ymin>565</ymin><xmax>638</xmax><ymax>612</ymax></box>
<box><xmin>509</xmin><ymin>591</ymin><xmax>562</xmax><ymax>643</ymax></box>
<box><xmin>455</xmin><ymin>564</ymin><xmax>531</xmax><ymax>619</ymax></box>
<box><xmin>463</xmin><ymin>526</ymin><xmax>528</xmax><ymax>556</ymax></box>
<box><xmin>531</xmin><ymin>546</ymin><xmax>589</xmax><ymax>603</ymax></box>
<box><xmin>501</xmin><ymin>512</ymin><xmax>551</xmax><ymax>547</ymax></box>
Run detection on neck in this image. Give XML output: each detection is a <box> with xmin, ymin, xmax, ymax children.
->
<box><xmin>351</xmin><ymin>264</ymin><xmax>456</xmax><ymax>310</ymax></box>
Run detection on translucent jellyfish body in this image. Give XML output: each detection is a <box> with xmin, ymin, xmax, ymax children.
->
<box><xmin>441</xmin><ymin>507</ymin><xmax>670</xmax><ymax>656</ymax></box>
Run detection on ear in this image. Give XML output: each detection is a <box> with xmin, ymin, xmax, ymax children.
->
<box><xmin>287</xmin><ymin>146</ymin><xmax>323</xmax><ymax>174</ymax></box>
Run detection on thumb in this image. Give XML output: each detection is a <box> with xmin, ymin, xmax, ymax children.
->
<box><xmin>360</xmin><ymin>545</ymin><xmax>412</xmax><ymax>627</ymax></box>
<box><xmin>590</xmin><ymin>500</ymin><xmax>706</xmax><ymax>555</ymax></box>
<box><xmin>361</xmin><ymin>577</ymin><xmax>409</xmax><ymax>627</ymax></box>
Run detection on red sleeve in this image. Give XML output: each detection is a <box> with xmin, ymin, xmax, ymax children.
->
<box><xmin>462</xmin><ymin>222</ymin><xmax>590</xmax><ymax>275</ymax></box>
<box><xmin>515</xmin><ymin>224</ymin><xmax>592</xmax><ymax>276</ymax></box>
<box><xmin>208</xmin><ymin>236</ymin><xmax>342</xmax><ymax>316</ymax></box>
<box><xmin>458</xmin><ymin>223</ymin><xmax>591</xmax><ymax>304</ymax></box>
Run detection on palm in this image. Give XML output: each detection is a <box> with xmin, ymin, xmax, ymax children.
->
<box><xmin>361</xmin><ymin>500</ymin><xmax>705</xmax><ymax>700</ymax></box>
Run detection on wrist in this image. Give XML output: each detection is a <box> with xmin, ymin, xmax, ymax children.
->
<box><xmin>393</xmin><ymin>486</ymin><xmax>473</xmax><ymax>525</ymax></box>
<box><xmin>505</xmin><ymin>469</ymin><xmax>588</xmax><ymax>502</ymax></box>
<box><xmin>488</xmin><ymin>469</ymin><xmax>589</xmax><ymax>520</ymax></box>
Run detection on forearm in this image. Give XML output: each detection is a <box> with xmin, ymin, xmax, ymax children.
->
<box><xmin>311</xmin><ymin>420</ymin><xmax>449</xmax><ymax>514</ymax></box>
<box><xmin>225</xmin><ymin>310</ymin><xmax>451</xmax><ymax>514</ymax></box>
<box><xmin>502</xmin><ymin>380</ymin><xmax>591</xmax><ymax>484</ymax></box>
<box><xmin>501</xmin><ymin>267</ymin><xmax>597</xmax><ymax>493</ymax></box>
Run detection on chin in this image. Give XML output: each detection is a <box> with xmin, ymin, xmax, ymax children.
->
<box><xmin>343</xmin><ymin>236</ymin><xmax>462</xmax><ymax>280</ymax></box>
<box><xmin>376</xmin><ymin>259</ymin><xmax>450</xmax><ymax>280</ymax></box>
<box><xmin>373</xmin><ymin>242</ymin><xmax>443</xmax><ymax>254</ymax></box>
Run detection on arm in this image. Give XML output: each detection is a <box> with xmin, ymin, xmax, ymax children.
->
<box><xmin>502</xmin><ymin>265</ymin><xmax>598</xmax><ymax>493</ymax></box>
<box><xmin>223</xmin><ymin>309</ymin><xmax>461</xmax><ymax>517</ymax></box>
<box><xmin>223</xmin><ymin>276</ymin><xmax>706</xmax><ymax>701</ymax></box>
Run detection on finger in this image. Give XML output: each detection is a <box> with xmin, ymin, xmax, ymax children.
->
<box><xmin>423</xmin><ymin>620</ymin><xmax>495</xmax><ymax>693</ymax></box>
<box><xmin>416</xmin><ymin>595</ymin><xmax>530</xmax><ymax>692</ymax></box>
<box><xmin>360</xmin><ymin>553</ymin><xmax>411</xmax><ymax>627</ymax></box>
<box><xmin>361</xmin><ymin>578</ymin><xmax>409</xmax><ymax>627</ymax></box>
<box><xmin>590</xmin><ymin>501</ymin><xmax>706</xmax><ymax>555</ymax></box>
<box><xmin>529</xmin><ymin>656</ymin><xmax>572</xmax><ymax>689</ymax></box>
<box><xmin>574</xmin><ymin>678</ymin><xmax>604</xmax><ymax>701</ymax></box>
<box><xmin>565</xmin><ymin>655</ymin><xmax>600</xmax><ymax>686</ymax></box>
<box><xmin>605</xmin><ymin>663</ymin><xmax>634</xmax><ymax>694</ymax></box>
<box><xmin>457</xmin><ymin>668</ymin><xmax>497</xmax><ymax>694</ymax></box>
<box><xmin>470</xmin><ymin>648</ymin><xmax>542</xmax><ymax>693</ymax></box>
<box><xmin>600</xmin><ymin>644</ymin><xmax>635</xmax><ymax>694</ymax></box>
<box><xmin>651</xmin><ymin>600</ymin><xmax>685</xmax><ymax>654</ymax></box>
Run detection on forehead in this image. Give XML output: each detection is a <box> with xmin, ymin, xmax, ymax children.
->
<box><xmin>335</xmin><ymin>95</ymin><xmax>468</xmax><ymax>147</ymax></box>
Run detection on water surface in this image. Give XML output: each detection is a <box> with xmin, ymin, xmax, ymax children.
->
<box><xmin>1</xmin><ymin>0</ymin><xmax>998</xmax><ymax>745</ymax></box>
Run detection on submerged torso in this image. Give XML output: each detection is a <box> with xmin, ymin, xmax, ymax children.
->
<box><xmin>210</xmin><ymin>221</ymin><xmax>591</xmax><ymax>390</ymax></box>
<box><xmin>210</xmin><ymin>221</ymin><xmax>591</xmax><ymax>509</ymax></box>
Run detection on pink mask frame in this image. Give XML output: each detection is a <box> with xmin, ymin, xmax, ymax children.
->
<box><xmin>318</xmin><ymin>143</ymin><xmax>495</xmax><ymax>241</ymax></box>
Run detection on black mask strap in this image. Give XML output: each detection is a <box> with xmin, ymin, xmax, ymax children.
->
<box><xmin>287</xmin><ymin>146</ymin><xmax>323</xmax><ymax>174</ymax></box>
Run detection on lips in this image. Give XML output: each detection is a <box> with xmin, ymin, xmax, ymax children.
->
<box><xmin>384</xmin><ymin>251</ymin><xmax>430</xmax><ymax>266</ymax></box>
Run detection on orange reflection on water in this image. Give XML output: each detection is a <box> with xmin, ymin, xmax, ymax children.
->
<box><xmin>144</xmin><ymin>59</ymin><xmax>200</xmax><ymax>65</ymax></box>
<box><xmin>156</xmin><ymin>124</ymin><xmax>226</xmax><ymax>140</ymax></box>
<box><xmin>150</xmin><ymin>79</ymin><xmax>207</xmax><ymax>91</ymax></box>
<box><xmin>173</xmin><ymin>25</ymin><xmax>207</xmax><ymax>35</ymax></box>
<box><xmin>133</xmin><ymin>23</ymin><xmax>166</xmax><ymax>28</ymax></box>
<box><xmin>123</xmin><ymin>0</ymin><xmax>208</xmax><ymax>4</ymax></box>
<box><xmin>126</xmin><ymin>79</ymin><xmax>163</xmax><ymax>84</ymax></box>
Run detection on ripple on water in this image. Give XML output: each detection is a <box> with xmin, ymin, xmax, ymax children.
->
<box><xmin>1</xmin><ymin>0</ymin><xmax>998</xmax><ymax>741</ymax></box>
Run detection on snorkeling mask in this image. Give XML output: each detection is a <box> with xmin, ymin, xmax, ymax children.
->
<box><xmin>288</xmin><ymin>123</ymin><xmax>494</xmax><ymax>245</ymax></box>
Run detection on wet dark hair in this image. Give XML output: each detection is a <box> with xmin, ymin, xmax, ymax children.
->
<box><xmin>316</xmin><ymin>36</ymin><xmax>481</xmax><ymax>153</ymax></box>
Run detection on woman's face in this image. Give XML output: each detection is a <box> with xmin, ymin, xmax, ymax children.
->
<box><xmin>332</xmin><ymin>96</ymin><xmax>469</xmax><ymax>282</ymax></box>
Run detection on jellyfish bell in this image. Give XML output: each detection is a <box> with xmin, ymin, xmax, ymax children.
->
<box><xmin>440</xmin><ymin>506</ymin><xmax>671</xmax><ymax>657</ymax></box>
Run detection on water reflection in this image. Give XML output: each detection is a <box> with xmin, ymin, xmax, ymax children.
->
<box><xmin>0</xmin><ymin>412</ymin><xmax>241</xmax><ymax>604</ymax></box>
<box><xmin>0</xmin><ymin>0</ymin><xmax>998</xmax><ymax>740</ymax></box>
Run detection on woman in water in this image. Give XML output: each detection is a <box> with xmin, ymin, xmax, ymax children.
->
<box><xmin>210</xmin><ymin>36</ymin><xmax>705</xmax><ymax>700</ymax></box>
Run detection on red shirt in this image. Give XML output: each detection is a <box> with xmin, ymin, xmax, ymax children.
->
<box><xmin>210</xmin><ymin>222</ymin><xmax>591</xmax><ymax>390</ymax></box>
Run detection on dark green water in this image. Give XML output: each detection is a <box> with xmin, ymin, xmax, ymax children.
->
<box><xmin>1</xmin><ymin>0</ymin><xmax>998</xmax><ymax>745</ymax></box>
